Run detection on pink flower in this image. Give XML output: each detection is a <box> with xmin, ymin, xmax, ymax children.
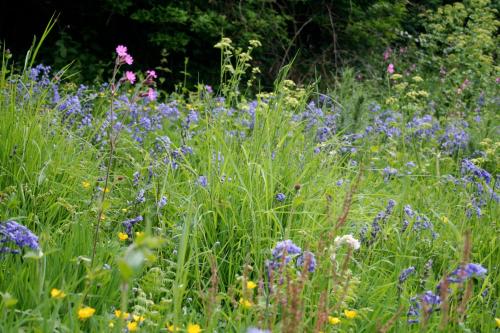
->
<box><xmin>383</xmin><ymin>47</ymin><xmax>392</xmax><ymax>61</ymax></box>
<box><xmin>147</xmin><ymin>88</ymin><xmax>157</xmax><ymax>101</ymax></box>
<box><xmin>387</xmin><ymin>63</ymin><xmax>395</xmax><ymax>74</ymax></box>
<box><xmin>205</xmin><ymin>85</ymin><xmax>213</xmax><ymax>93</ymax></box>
<box><xmin>125</xmin><ymin>71</ymin><xmax>136</xmax><ymax>84</ymax></box>
<box><xmin>124</xmin><ymin>54</ymin><xmax>133</xmax><ymax>65</ymax></box>
<box><xmin>116</xmin><ymin>45</ymin><xmax>128</xmax><ymax>57</ymax></box>
<box><xmin>146</xmin><ymin>70</ymin><xmax>157</xmax><ymax>79</ymax></box>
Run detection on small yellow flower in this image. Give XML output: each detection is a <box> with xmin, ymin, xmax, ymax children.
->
<box><xmin>114</xmin><ymin>310</ymin><xmax>130</xmax><ymax>319</ymax></box>
<box><xmin>496</xmin><ymin>318</ymin><xmax>500</xmax><ymax>328</ymax></box>
<box><xmin>78</xmin><ymin>306</ymin><xmax>95</xmax><ymax>320</ymax></box>
<box><xmin>133</xmin><ymin>314</ymin><xmax>145</xmax><ymax>322</ymax></box>
<box><xmin>239</xmin><ymin>298</ymin><xmax>253</xmax><ymax>309</ymax></box>
<box><xmin>344</xmin><ymin>309</ymin><xmax>357</xmax><ymax>319</ymax></box>
<box><xmin>109</xmin><ymin>321</ymin><xmax>115</xmax><ymax>328</ymax></box>
<box><xmin>246</xmin><ymin>280</ymin><xmax>257</xmax><ymax>290</ymax></box>
<box><xmin>127</xmin><ymin>321</ymin><xmax>138</xmax><ymax>331</ymax></box>
<box><xmin>167</xmin><ymin>324</ymin><xmax>180</xmax><ymax>332</ymax></box>
<box><xmin>187</xmin><ymin>323</ymin><xmax>202</xmax><ymax>333</ymax></box>
<box><xmin>118</xmin><ymin>232</ymin><xmax>129</xmax><ymax>241</ymax></box>
<box><xmin>100</xmin><ymin>214</ymin><xmax>106</xmax><ymax>221</ymax></box>
<box><xmin>328</xmin><ymin>316</ymin><xmax>341</xmax><ymax>325</ymax></box>
<box><xmin>82</xmin><ymin>181</ymin><xmax>91</xmax><ymax>189</ymax></box>
<box><xmin>122</xmin><ymin>208</ymin><xmax>128</xmax><ymax>213</ymax></box>
<box><xmin>50</xmin><ymin>288</ymin><xmax>66</xmax><ymax>299</ymax></box>
<box><xmin>101</xmin><ymin>186</ymin><xmax>110</xmax><ymax>193</ymax></box>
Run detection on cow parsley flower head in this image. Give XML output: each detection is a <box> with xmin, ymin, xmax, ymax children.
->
<box><xmin>334</xmin><ymin>234</ymin><xmax>361</xmax><ymax>250</ymax></box>
<box><xmin>247</xmin><ymin>328</ymin><xmax>271</xmax><ymax>333</ymax></box>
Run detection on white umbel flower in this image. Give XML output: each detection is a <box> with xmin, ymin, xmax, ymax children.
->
<box><xmin>334</xmin><ymin>234</ymin><xmax>361</xmax><ymax>250</ymax></box>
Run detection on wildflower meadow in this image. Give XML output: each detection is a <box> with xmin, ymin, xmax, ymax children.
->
<box><xmin>0</xmin><ymin>2</ymin><xmax>499</xmax><ymax>332</ymax></box>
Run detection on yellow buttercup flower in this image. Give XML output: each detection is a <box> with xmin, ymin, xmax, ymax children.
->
<box><xmin>118</xmin><ymin>232</ymin><xmax>129</xmax><ymax>241</ymax></box>
<box><xmin>496</xmin><ymin>318</ymin><xmax>500</xmax><ymax>328</ymax></box>
<box><xmin>114</xmin><ymin>309</ymin><xmax>130</xmax><ymax>319</ymax></box>
<box><xmin>127</xmin><ymin>321</ymin><xmax>138</xmax><ymax>331</ymax></box>
<box><xmin>239</xmin><ymin>298</ymin><xmax>253</xmax><ymax>309</ymax></box>
<box><xmin>50</xmin><ymin>288</ymin><xmax>66</xmax><ymax>299</ymax></box>
<box><xmin>344</xmin><ymin>309</ymin><xmax>357</xmax><ymax>319</ymax></box>
<box><xmin>78</xmin><ymin>306</ymin><xmax>95</xmax><ymax>320</ymax></box>
<box><xmin>82</xmin><ymin>181</ymin><xmax>91</xmax><ymax>189</ymax></box>
<box><xmin>328</xmin><ymin>316</ymin><xmax>341</xmax><ymax>325</ymax></box>
<box><xmin>133</xmin><ymin>314</ymin><xmax>145</xmax><ymax>322</ymax></box>
<box><xmin>187</xmin><ymin>323</ymin><xmax>202</xmax><ymax>333</ymax></box>
<box><xmin>246</xmin><ymin>280</ymin><xmax>257</xmax><ymax>289</ymax></box>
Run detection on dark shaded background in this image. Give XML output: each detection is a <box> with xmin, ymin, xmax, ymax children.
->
<box><xmin>0</xmin><ymin>0</ymin><xmax>452</xmax><ymax>88</ymax></box>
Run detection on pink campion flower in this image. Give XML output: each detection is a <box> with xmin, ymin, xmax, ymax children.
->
<box><xmin>147</xmin><ymin>88</ymin><xmax>157</xmax><ymax>101</ymax></box>
<box><xmin>124</xmin><ymin>54</ymin><xmax>133</xmax><ymax>65</ymax></box>
<box><xmin>146</xmin><ymin>70</ymin><xmax>157</xmax><ymax>79</ymax></box>
<box><xmin>387</xmin><ymin>63</ymin><xmax>395</xmax><ymax>74</ymax></box>
<box><xmin>116</xmin><ymin>45</ymin><xmax>128</xmax><ymax>57</ymax></box>
<box><xmin>383</xmin><ymin>47</ymin><xmax>392</xmax><ymax>61</ymax></box>
<box><xmin>496</xmin><ymin>77</ymin><xmax>500</xmax><ymax>84</ymax></box>
<box><xmin>125</xmin><ymin>71</ymin><xmax>136</xmax><ymax>84</ymax></box>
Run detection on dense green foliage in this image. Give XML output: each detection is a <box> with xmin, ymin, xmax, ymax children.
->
<box><xmin>1</xmin><ymin>0</ymin><xmax>465</xmax><ymax>86</ymax></box>
<box><xmin>0</xmin><ymin>1</ymin><xmax>499</xmax><ymax>332</ymax></box>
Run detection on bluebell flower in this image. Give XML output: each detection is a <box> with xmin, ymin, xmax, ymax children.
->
<box><xmin>399</xmin><ymin>266</ymin><xmax>416</xmax><ymax>284</ymax></box>
<box><xmin>296</xmin><ymin>251</ymin><xmax>316</xmax><ymax>272</ymax></box>
<box><xmin>461</xmin><ymin>159</ymin><xmax>491</xmax><ymax>184</ymax></box>
<box><xmin>0</xmin><ymin>220</ymin><xmax>40</xmax><ymax>254</ymax></box>
<box><xmin>383</xmin><ymin>167</ymin><xmax>398</xmax><ymax>181</ymax></box>
<box><xmin>439</xmin><ymin>121</ymin><xmax>470</xmax><ymax>154</ymax></box>
<box><xmin>275</xmin><ymin>193</ymin><xmax>286</xmax><ymax>202</ymax></box>
<box><xmin>198</xmin><ymin>176</ymin><xmax>208</xmax><ymax>188</ymax></box>
<box><xmin>122</xmin><ymin>216</ymin><xmax>143</xmax><ymax>236</ymax></box>
<box><xmin>447</xmin><ymin>263</ymin><xmax>487</xmax><ymax>283</ymax></box>
<box><xmin>136</xmin><ymin>189</ymin><xmax>146</xmax><ymax>204</ymax></box>
<box><xmin>133</xmin><ymin>171</ymin><xmax>140</xmax><ymax>186</ymax></box>
<box><xmin>158</xmin><ymin>196</ymin><xmax>168</xmax><ymax>208</ymax></box>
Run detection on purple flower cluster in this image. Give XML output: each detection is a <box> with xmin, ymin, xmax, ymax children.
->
<box><xmin>267</xmin><ymin>240</ymin><xmax>316</xmax><ymax>273</ymax></box>
<box><xmin>275</xmin><ymin>193</ymin><xmax>286</xmax><ymax>202</ymax></box>
<box><xmin>407</xmin><ymin>291</ymin><xmax>441</xmax><ymax>324</ymax></box>
<box><xmin>405</xmin><ymin>115</ymin><xmax>440</xmax><ymax>140</ymax></box>
<box><xmin>407</xmin><ymin>262</ymin><xmax>487</xmax><ymax>324</ymax></box>
<box><xmin>122</xmin><ymin>216</ymin><xmax>143</xmax><ymax>236</ymax></box>
<box><xmin>0</xmin><ymin>220</ymin><xmax>40</xmax><ymax>254</ymax></box>
<box><xmin>296</xmin><ymin>251</ymin><xmax>317</xmax><ymax>273</ymax></box>
<box><xmin>459</xmin><ymin>159</ymin><xmax>498</xmax><ymax>217</ymax></box>
<box><xmin>446</xmin><ymin>263</ymin><xmax>487</xmax><ymax>283</ymax></box>
<box><xmin>401</xmin><ymin>204</ymin><xmax>437</xmax><ymax>238</ymax></box>
<box><xmin>383</xmin><ymin>167</ymin><xmax>398</xmax><ymax>182</ymax></box>
<box><xmin>439</xmin><ymin>121</ymin><xmax>470</xmax><ymax>154</ymax></box>
<box><xmin>366</xmin><ymin>109</ymin><xmax>402</xmax><ymax>138</ymax></box>
<box><xmin>365</xmin><ymin>199</ymin><xmax>396</xmax><ymax>245</ymax></box>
